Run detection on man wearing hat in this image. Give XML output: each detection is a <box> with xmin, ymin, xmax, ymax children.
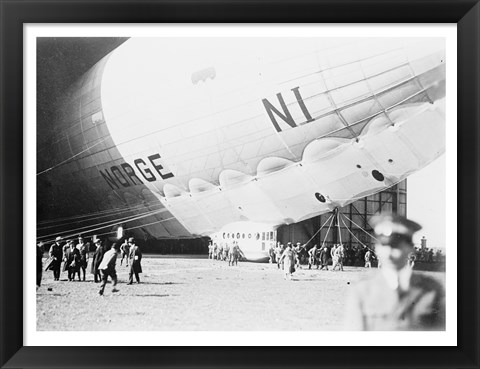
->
<box><xmin>46</xmin><ymin>236</ymin><xmax>63</xmax><ymax>281</ymax></box>
<box><xmin>127</xmin><ymin>237</ymin><xmax>143</xmax><ymax>284</ymax></box>
<box><xmin>119</xmin><ymin>239</ymin><xmax>131</xmax><ymax>267</ymax></box>
<box><xmin>344</xmin><ymin>213</ymin><xmax>445</xmax><ymax>331</ymax></box>
<box><xmin>90</xmin><ymin>239</ymin><xmax>105</xmax><ymax>283</ymax></box>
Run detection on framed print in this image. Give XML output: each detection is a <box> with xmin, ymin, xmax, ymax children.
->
<box><xmin>1</xmin><ymin>1</ymin><xmax>479</xmax><ymax>368</ymax></box>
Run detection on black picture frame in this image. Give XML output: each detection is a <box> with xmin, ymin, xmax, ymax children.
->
<box><xmin>1</xmin><ymin>1</ymin><xmax>479</xmax><ymax>368</ymax></box>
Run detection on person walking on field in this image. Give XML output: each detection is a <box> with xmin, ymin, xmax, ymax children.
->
<box><xmin>98</xmin><ymin>242</ymin><xmax>120</xmax><ymax>296</ymax></box>
<box><xmin>364</xmin><ymin>248</ymin><xmax>373</xmax><ymax>268</ymax></box>
<box><xmin>64</xmin><ymin>240</ymin><xmax>81</xmax><ymax>281</ymax></box>
<box><xmin>332</xmin><ymin>244</ymin><xmax>345</xmax><ymax>271</ymax></box>
<box><xmin>228</xmin><ymin>241</ymin><xmax>240</xmax><ymax>266</ymax></box>
<box><xmin>128</xmin><ymin>237</ymin><xmax>143</xmax><ymax>284</ymax></box>
<box><xmin>319</xmin><ymin>245</ymin><xmax>329</xmax><ymax>270</ymax></box>
<box><xmin>91</xmin><ymin>239</ymin><xmax>105</xmax><ymax>283</ymax></box>
<box><xmin>46</xmin><ymin>236</ymin><xmax>63</xmax><ymax>281</ymax></box>
<box><xmin>407</xmin><ymin>251</ymin><xmax>416</xmax><ymax>269</ymax></box>
<box><xmin>279</xmin><ymin>242</ymin><xmax>296</xmax><ymax>280</ymax></box>
<box><xmin>120</xmin><ymin>240</ymin><xmax>131</xmax><ymax>267</ymax></box>
<box><xmin>77</xmin><ymin>236</ymin><xmax>89</xmax><ymax>281</ymax></box>
<box><xmin>308</xmin><ymin>244</ymin><xmax>320</xmax><ymax>270</ymax></box>
<box><xmin>208</xmin><ymin>241</ymin><xmax>214</xmax><ymax>260</ymax></box>
<box><xmin>330</xmin><ymin>244</ymin><xmax>338</xmax><ymax>271</ymax></box>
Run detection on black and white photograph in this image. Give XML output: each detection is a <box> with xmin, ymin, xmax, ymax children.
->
<box><xmin>32</xmin><ymin>27</ymin><xmax>453</xmax><ymax>340</ymax></box>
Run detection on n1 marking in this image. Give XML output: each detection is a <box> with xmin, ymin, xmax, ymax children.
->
<box><xmin>262</xmin><ymin>87</ymin><xmax>314</xmax><ymax>132</ymax></box>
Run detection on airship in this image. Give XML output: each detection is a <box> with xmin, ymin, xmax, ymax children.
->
<box><xmin>37</xmin><ymin>37</ymin><xmax>445</xmax><ymax>261</ymax></box>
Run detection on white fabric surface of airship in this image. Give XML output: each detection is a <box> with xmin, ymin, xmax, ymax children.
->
<box><xmin>38</xmin><ymin>37</ymin><xmax>445</xmax><ymax>252</ymax></box>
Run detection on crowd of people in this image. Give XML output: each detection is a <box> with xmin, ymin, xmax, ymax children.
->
<box><xmin>267</xmin><ymin>241</ymin><xmax>378</xmax><ymax>279</ymax></box>
<box><xmin>37</xmin><ymin>235</ymin><xmax>143</xmax><ymax>296</ymax></box>
<box><xmin>207</xmin><ymin>240</ymin><xmax>245</xmax><ymax>266</ymax></box>
<box><xmin>36</xmin><ymin>213</ymin><xmax>445</xmax><ymax>330</ymax></box>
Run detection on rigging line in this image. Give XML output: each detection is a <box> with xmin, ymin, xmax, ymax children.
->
<box><xmin>92</xmin><ymin>216</ymin><xmax>177</xmax><ymax>238</ymax></box>
<box><xmin>36</xmin><ymin>135</ymin><xmax>110</xmax><ymax>176</ymax></box>
<box><xmin>340</xmin><ymin>214</ymin><xmax>371</xmax><ymax>250</ymax></box>
<box><xmin>37</xmin><ymin>208</ymin><xmax>165</xmax><ymax>241</ymax></box>
<box><xmin>321</xmin><ymin>212</ymin><xmax>336</xmax><ymax>248</ymax></box>
<box><xmin>341</xmin><ymin>212</ymin><xmax>379</xmax><ymax>243</ymax></box>
<box><xmin>37</xmin><ymin>205</ymin><xmax>167</xmax><ymax>231</ymax></box>
<box><xmin>37</xmin><ymin>202</ymin><xmax>164</xmax><ymax>226</ymax></box>
<box><xmin>336</xmin><ymin>209</ymin><xmax>342</xmax><ymax>245</ymax></box>
<box><xmin>40</xmin><ymin>216</ymin><xmax>177</xmax><ymax>244</ymax></box>
<box><xmin>40</xmin><ymin>216</ymin><xmax>178</xmax><ymax>243</ymax></box>
<box><xmin>37</xmin><ymin>202</ymin><xmax>160</xmax><ymax>224</ymax></box>
<box><xmin>304</xmin><ymin>213</ymin><xmax>334</xmax><ymax>247</ymax></box>
<box><xmin>37</xmin><ymin>204</ymin><xmax>149</xmax><ymax>224</ymax></box>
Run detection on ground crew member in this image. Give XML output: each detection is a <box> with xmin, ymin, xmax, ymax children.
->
<box><xmin>208</xmin><ymin>241</ymin><xmax>214</xmax><ymax>259</ymax></box>
<box><xmin>64</xmin><ymin>240</ymin><xmax>81</xmax><ymax>281</ymax></box>
<box><xmin>120</xmin><ymin>240</ymin><xmax>131</xmax><ymax>267</ymax></box>
<box><xmin>332</xmin><ymin>244</ymin><xmax>345</xmax><ymax>271</ymax></box>
<box><xmin>318</xmin><ymin>245</ymin><xmax>329</xmax><ymax>270</ymax></box>
<box><xmin>91</xmin><ymin>239</ymin><xmax>105</xmax><ymax>283</ymax></box>
<box><xmin>407</xmin><ymin>251</ymin><xmax>416</xmax><ymax>269</ymax></box>
<box><xmin>228</xmin><ymin>241</ymin><xmax>239</xmax><ymax>266</ymax></box>
<box><xmin>344</xmin><ymin>213</ymin><xmax>445</xmax><ymax>331</ymax></box>
<box><xmin>268</xmin><ymin>243</ymin><xmax>276</xmax><ymax>264</ymax></box>
<box><xmin>308</xmin><ymin>244</ymin><xmax>320</xmax><ymax>270</ymax></box>
<box><xmin>217</xmin><ymin>243</ymin><xmax>224</xmax><ymax>261</ymax></box>
<box><xmin>330</xmin><ymin>244</ymin><xmax>338</xmax><ymax>270</ymax></box>
<box><xmin>127</xmin><ymin>237</ymin><xmax>143</xmax><ymax>284</ymax></box>
<box><xmin>279</xmin><ymin>242</ymin><xmax>296</xmax><ymax>280</ymax></box>
<box><xmin>98</xmin><ymin>242</ymin><xmax>120</xmax><ymax>296</ymax></box>
<box><xmin>77</xmin><ymin>236</ymin><xmax>89</xmax><ymax>281</ymax></box>
<box><xmin>275</xmin><ymin>243</ymin><xmax>284</xmax><ymax>269</ymax></box>
<box><xmin>47</xmin><ymin>236</ymin><xmax>63</xmax><ymax>281</ymax></box>
<box><xmin>364</xmin><ymin>248</ymin><xmax>373</xmax><ymax>268</ymax></box>
<box><xmin>223</xmin><ymin>242</ymin><xmax>229</xmax><ymax>261</ymax></box>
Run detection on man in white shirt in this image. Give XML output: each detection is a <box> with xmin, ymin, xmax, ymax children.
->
<box><xmin>98</xmin><ymin>243</ymin><xmax>120</xmax><ymax>296</ymax></box>
<box><xmin>344</xmin><ymin>213</ymin><xmax>445</xmax><ymax>331</ymax></box>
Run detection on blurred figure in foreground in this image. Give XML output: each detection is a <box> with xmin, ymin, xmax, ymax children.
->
<box><xmin>344</xmin><ymin>213</ymin><xmax>445</xmax><ymax>331</ymax></box>
<box><xmin>98</xmin><ymin>242</ymin><xmax>120</xmax><ymax>296</ymax></box>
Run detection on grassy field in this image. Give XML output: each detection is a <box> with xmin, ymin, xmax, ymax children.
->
<box><xmin>37</xmin><ymin>256</ymin><xmax>445</xmax><ymax>331</ymax></box>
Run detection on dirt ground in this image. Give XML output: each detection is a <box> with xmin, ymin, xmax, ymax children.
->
<box><xmin>36</xmin><ymin>256</ymin><xmax>445</xmax><ymax>331</ymax></box>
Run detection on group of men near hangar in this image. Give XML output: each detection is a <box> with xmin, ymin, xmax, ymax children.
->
<box><xmin>38</xmin><ymin>236</ymin><xmax>143</xmax><ymax>296</ymax></box>
<box><xmin>207</xmin><ymin>241</ymin><xmax>244</xmax><ymax>266</ymax></box>
<box><xmin>269</xmin><ymin>242</ymin><xmax>350</xmax><ymax>280</ymax></box>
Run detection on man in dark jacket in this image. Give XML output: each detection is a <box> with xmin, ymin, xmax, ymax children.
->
<box><xmin>47</xmin><ymin>236</ymin><xmax>63</xmax><ymax>281</ymax></box>
<box><xmin>318</xmin><ymin>246</ymin><xmax>329</xmax><ymax>270</ymax></box>
<box><xmin>90</xmin><ymin>239</ymin><xmax>105</xmax><ymax>283</ymax></box>
<box><xmin>64</xmin><ymin>240</ymin><xmax>81</xmax><ymax>281</ymax></box>
<box><xmin>127</xmin><ymin>237</ymin><xmax>142</xmax><ymax>284</ymax></box>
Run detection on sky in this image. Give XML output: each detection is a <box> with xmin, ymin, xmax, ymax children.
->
<box><xmin>407</xmin><ymin>155</ymin><xmax>446</xmax><ymax>250</ymax></box>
